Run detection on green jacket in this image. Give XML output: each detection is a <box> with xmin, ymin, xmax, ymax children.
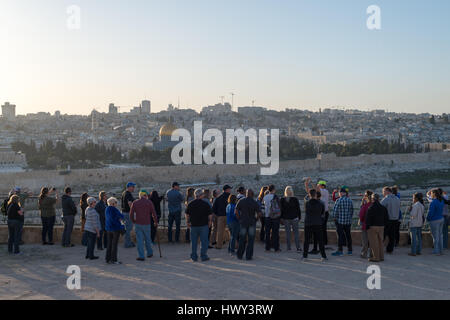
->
<box><xmin>38</xmin><ymin>196</ymin><xmax>57</xmax><ymax>218</ymax></box>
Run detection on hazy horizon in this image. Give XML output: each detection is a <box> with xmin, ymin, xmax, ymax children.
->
<box><xmin>1</xmin><ymin>0</ymin><xmax>449</xmax><ymax>116</ymax></box>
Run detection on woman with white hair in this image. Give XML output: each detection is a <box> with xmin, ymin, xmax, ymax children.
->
<box><xmin>105</xmin><ymin>197</ymin><xmax>125</xmax><ymax>264</ymax></box>
<box><xmin>84</xmin><ymin>197</ymin><xmax>100</xmax><ymax>260</ymax></box>
<box><xmin>280</xmin><ymin>186</ymin><xmax>302</xmax><ymax>252</ymax></box>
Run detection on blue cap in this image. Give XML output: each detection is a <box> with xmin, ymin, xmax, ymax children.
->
<box><xmin>126</xmin><ymin>182</ymin><xmax>136</xmax><ymax>188</ymax></box>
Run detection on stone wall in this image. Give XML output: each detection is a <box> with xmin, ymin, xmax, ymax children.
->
<box><xmin>0</xmin><ymin>152</ymin><xmax>447</xmax><ymax>193</ymax></box>
<box><xmin>0</xmin><ymin>225</ymin><xmax>447</xmax><ymax>248</ymax></box>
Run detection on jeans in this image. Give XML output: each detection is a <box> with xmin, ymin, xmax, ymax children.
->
<box><xmin>41</xmin><ymin>216</ymin><xmax>55</xmax><ymax>243</ymax></box>
<box><xmin>123</xmin><ymin>212</ymin><xmax>134</xmax><ymax>247</ymax></box>
<box><xmin>85</xmin><ymin>231</ymin><xmax>97</xmax><ymax>259</ymax></box>
<box><xmin>135</xmin><ymin>224</ymin><xmax>153</xmax><ymax>259</ymax></box>
<box><xmin>106</xmin><ymin>231</ymin><xmax>120</xmax><ymax>263</ymax></box>
<box><xmin>168</xmin><ymin>211</ymin><xmax>181</xmax><ymax>242</ymax></box>
<box><xmin>8</xmin><ymin>220</ymin><xmax>23</xmax><ymax>254</ymax></box>
<box><xmin>284</xmin><ymin>218</ymin><xmax>300</xmax><ymax>250</ymax></box>
<box><xmin>336</xmin><ymin>223</ymin><xmax>352</xmax><ymax>252</ymax></box>
<box><xmin>228</xmin><ymin>221</ymin><xmax>240</xmax><ymax>253</ymax></box>
<box><xmin>443</xmin><ymin>216</ymin><xmax>449</xmax><ymax>249</ymax></box>
<box><xmin>62</xmin><ymin>215</ymin><xmax>75</xmax><ymax>246</ymax></box>
<box><xmin>265</xmin><ymin>217</ymin><xmax>280</xmax><ymax>251</ymax></box>
<box><xmin>190</xmin><ymin>225</ymin><xmax>209</xmax><ymax>261</ymax></box>
<box><xmin>409</xmin><ymin>227</ymin><xmax>422</xmax><ymax>255</ymax></box>
<box><xmin>237</xmin><ymin>225</ymin><xmax>256</xmax><ymax>260</ymax></box>
<box><xmin>303</xmin><ymin>225</ymin><xmax>326</xmax><ymax>258</ymax></box>
<box><xmin>430</xmin><ymin>218</ymin><xmax>444</xmax><ymax>254</ymax></box>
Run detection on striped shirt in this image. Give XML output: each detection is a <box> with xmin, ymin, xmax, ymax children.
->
<box><xmin>84</xmin><ymin>207</ymin><xmax>100</xmax><ymax>233</ymax></box>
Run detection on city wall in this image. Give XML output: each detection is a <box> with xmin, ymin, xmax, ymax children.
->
<box><xmin>0</xmin><ymin>152</ymin><xmax>447</xmax><ymax>192</ymax></box>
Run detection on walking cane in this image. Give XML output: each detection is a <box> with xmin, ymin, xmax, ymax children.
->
<box><xmin>156</xmin><ymin>227</ymin><xmax>162</xmax><ymax>258</ymax></box>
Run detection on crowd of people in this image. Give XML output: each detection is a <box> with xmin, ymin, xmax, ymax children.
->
<box><xmin>2</xmin><ymin>180</ymin><xmax>449</xmax><ymax>265</ymax></box>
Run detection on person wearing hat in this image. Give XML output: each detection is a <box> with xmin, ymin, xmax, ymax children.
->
<box><xmin>130</xmin><ymin>190</ymin><xmax>158</xmax><ymax>261</ymax></box>
<box><xmin>331</xmin><ymin>187</ymin><xmax>354</xmax><ymax>256</ymax></box>
<box><xmin>13</xmin><ymin>187</ymin><xmax>32</xmax><ymax>245</ymax></box>
<box><xmin>211</xmin><ymin>185</ymin><xmax>232</xmax><ymax>249</ymax></box>
<box><xmin>166</xmin><ymin>182</ymin><xmax>184</xmax><ymax>243</ymax></box>
<box><xmin>121</xmin><ymin>182</ymin><xmax>136</xmax><ymax>248</ymax></box>
<box><xmin>84</xmin><ymin>197</ymin><xmax>101</xmax><ymax>260</ymax></box>
<box><xmin>185</xmin><ymin>189</ymin><xmax>213</xmax><ymax>262</ymax></box>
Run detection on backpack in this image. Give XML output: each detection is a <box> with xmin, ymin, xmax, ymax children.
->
<box><xmin>269</xmin><ymin>195</ymin><xmax>281</xmax><ymax>219</ymax></box>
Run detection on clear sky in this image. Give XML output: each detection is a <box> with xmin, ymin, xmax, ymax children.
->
<box><xmin>1</xmin><ymin>0</ymin><xmax>449</xmax><ymax>115</ymax></box>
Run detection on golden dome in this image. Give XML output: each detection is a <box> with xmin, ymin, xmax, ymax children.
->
<box><xmin>159</xmin><ymin>122</ymin><xmax>177</xmax><ymax>137</ymax></box>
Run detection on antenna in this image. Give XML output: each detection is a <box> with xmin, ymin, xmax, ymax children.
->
<box><xmin>230</xmin><ymin>92</ymin><xmax>235</xmax><ymax>110</ymax></box>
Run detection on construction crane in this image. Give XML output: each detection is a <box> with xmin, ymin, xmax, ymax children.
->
<box><xmin>230</xmin><ymin>92</ymin><xmax>235</xmax><ymax>110</ymax></box>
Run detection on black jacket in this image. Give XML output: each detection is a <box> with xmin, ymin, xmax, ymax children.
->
<box><xmin>61</xmin><ymin>194</ymin><xmax>77</xmax><ymax>217</ymax></box>
<box><xmin>212</xmin><ymin>192</ymin><xmax>230</xmax><ymax>217</ymax></box>
<box><xmin>366</xmin><ymin>201</ymin><xmax>389</xmax><ymax>228</ymax></box>
<box><xmin>280</xmin><ymin>197</ymin><xmax>301</xmax><ymax>220</ymax></box>
<box><xmin>304</xmin><ymin>199</ymin><xmax>324</xmax><ymax>226</ymax></box>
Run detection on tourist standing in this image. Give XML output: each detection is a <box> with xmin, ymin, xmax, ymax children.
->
<box><xmin>235</xmin><ymin>189</ymin><xmax>261</xmax><ymax>260</ymax></box>
<box><xmin>184</xmin><ymin>188</ymin><xmax>195</xmax><ymax>243</ymax></box>
<box><xmin>80</xmin><ymin>193</ymin><xmax>89</xmax><ymax>246</ymax></box>
<box><xmin>280</xmin><ymin>186</ymin><xmax>301</xmax><ymax>252</ymax></box>
<box><xmin>408</xmin><ymin>192</ymin><xmax>424</xmax><ymax>256</ymax></box>
<box><xmin>130</xmin><ymin>190</ymin><xmax>158</xmax><ymax>261</ymax></box>
<box><xmin>302</xmin><ymin>189</ymin><xmax>327</xmax><ymax>261</ymax></box>
<box><xmin>257</xmin><ymin>186</ymin><xmax>268</xmax><ymax>242</ymax></box>
<box><xmin>359</xmin><ymin>190</ymin><xmax>373</xmax><ymax>259</ymax></box>
<box><xmin>381</xmin><ymin>187</ymin><xmax>401</xmax><ymax>254</ymax></box>
<box><xmin>166</xmin><ymin>182</ymin><xmax>184</xmax><ymax>243</ymax></box>
<box><xmin>366</xmin><ymin>194</ymin><xmax>389</xmax><ymax>262</ymax></box>
<box><xmin>7</xmin><ymin>195</ymin><xmax>24</xmax><ymax>255</ymax></box>
<box><xmin>38</xmin><ymin>187</ymin><xmax>58</xmax><ymax>245</ymax></box>
<box><xmin>439</xmin><ymin>189</ymin><xmax>449</xmax><ymax>249</ymax></box>
<box><xmin>84</xmin><ymin>197</ymin><xmax>100</xmax><ymax>260</ymax></box>
<box><xmin>212</xmin><ymin>185</ymin><xmax>232</xmax><ymax>249</ymax></box>
<box><xmin>331</xmin><ymin>187</ymin><xmax>354</xmax><ymax>256</ymax></box>
<box><xmin>121</xmin><ymin>182</ymin><xmax>136</xmax><ymax>248</ymax></box>
<box><xmin>226</xmin><ymin>194</ymin><xmax>239</xmax><ymax>255</ymax></box>
<box><xmin>61</xmin><ymin>187</ymin><xmax>77</xmax><ymax>247</ymax></box>
<box><xmin>236</xmin><ymin>186</ymin><xmax>246</xmax><ymax>200</ymax></box>
<box><xmin>263</xmin><ymin>185</ymin><xmax>281</xmax><ymax>252</ymax></box>
<box><xmin>150</xmin><ymin>190</ymin><xmax>163</xmax><ymax>243</ymax></box>
<box><xmin>95</xmin><ymin>191</ymin><xmax>108</xmax><ymax>250</ymax></box>
<box><xmin>427</xmin><ymin>189</ymin><xmax>445</xmax><ymax>255</ymax></box>
<box><xmin>105</xmin><ymin>197</ymin><xmax>125</xmax><ymax>264</ymax></box>
<box><xmin>186</xmin><ymin>189</ymin><xmax>213</xmax><ymax>262</ymax></box>
<box><xmin>392</xmin><ymin>186</ymin><xmax>402</xmax><ymax>247</ymax></box>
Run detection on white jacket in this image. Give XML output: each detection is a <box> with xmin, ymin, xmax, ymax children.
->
<box><xmin>409</xmin><ymin>202</ymin><xmax>424</xmax><ymax>228</ymax></box>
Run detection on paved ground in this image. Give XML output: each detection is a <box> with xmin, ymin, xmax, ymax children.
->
<box><xmin>1</xmin><ymin>241</ymin><xmax>449</xmax><ymax>300</ymax></box>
